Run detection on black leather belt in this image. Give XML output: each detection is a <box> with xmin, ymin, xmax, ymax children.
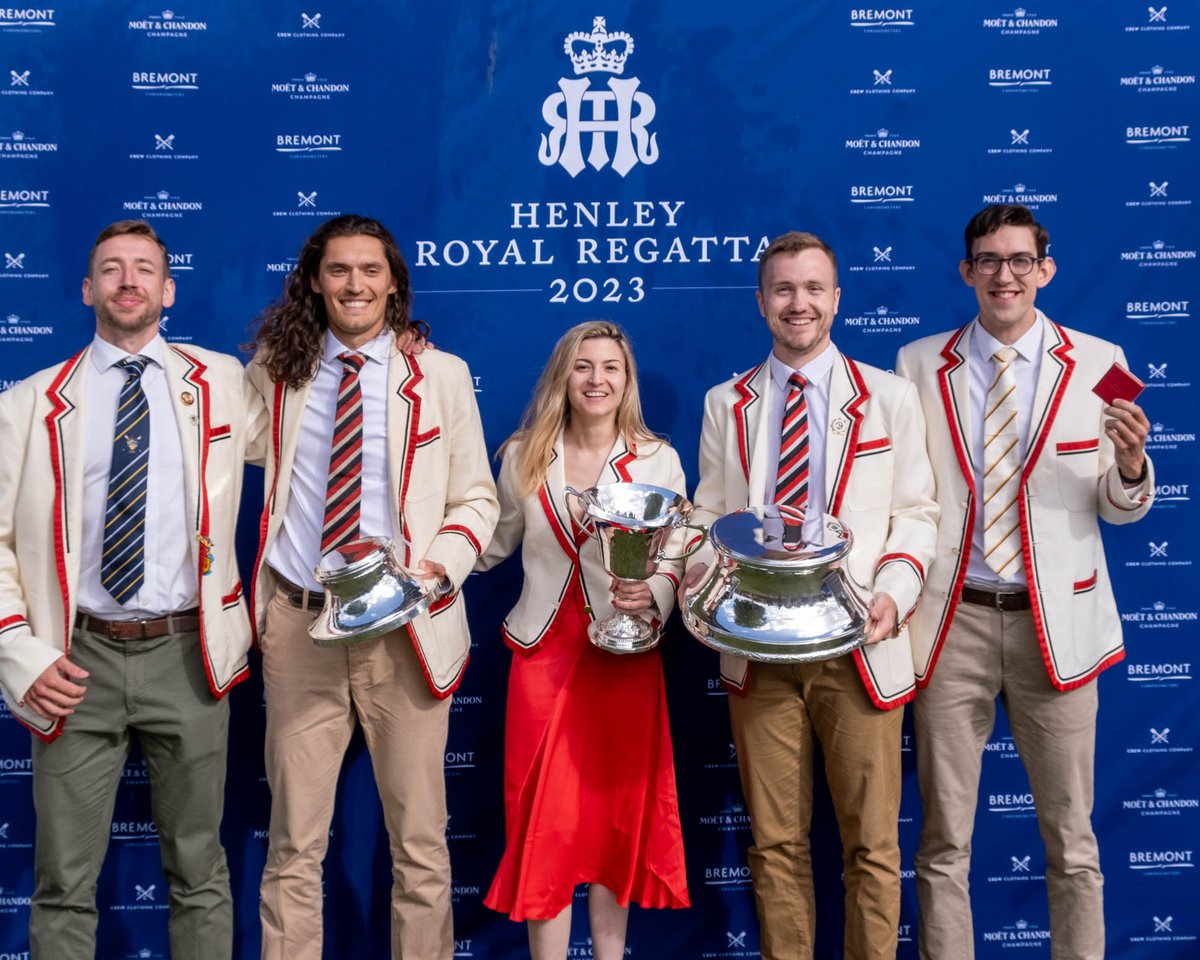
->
<box><xmin>75</xmin><ymin>607</ymin><xmax>201</xmax><ymax>641</ymax></box>
<box><xmin>960</xmin><ymin>584</ymin><xmax>1031</xmax><ymax>612</ymax></box>
<box><xmin>274</xmin><ymin>573</ymin><xmax>325</xmax><ymax>612</ymax></box>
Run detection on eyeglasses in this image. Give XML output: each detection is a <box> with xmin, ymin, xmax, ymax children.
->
<box><xmin>968</xmin><ymin>254</ymin><xmax>1043</xmax><ymax>276</ymax></box>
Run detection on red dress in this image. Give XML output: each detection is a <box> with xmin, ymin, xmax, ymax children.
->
<box><xmin>484</xmin><ymin>571</ymin><xmax>691</xmax><ymax>921</ymax></box>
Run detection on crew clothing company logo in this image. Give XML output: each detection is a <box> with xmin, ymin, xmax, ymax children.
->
<box><xmin>986</xmin><ymin>852</ymin><xmax>1044</xmax><ymax>883</ymax></box>
<box><xmin>0</xmin><ymin>130</ymin><xmax>58</xmax><ymax>159</ymax></box>
<box><xmin>849</xmin><ymin>8</ymin><xmax>915</xmax><ymax>32</ymax></box>
<box><xmin>121</xmin><ymin>188</ymin><xmax>202</xmax><ymax>219</ymax></box>
<box><xmin>0</xmin><ymin>7</ymin><xmax>55</xmax><ymax>33</ymax></box>
<box><xmin>271</xmin><ymin>188</ymin><xmax>340</xmax><ymax>219</ymax></box>
<box><xmin>1124</xmin><ymin>598</ymin><xmax>1198</xmax><ymax>628</ymax></box>
<box><xmin>1126</xmin><ymin>179</ymin><xmax>1192</xmax><ymax>209</ymax></box>
<box><xmin>129</xmin><ymin>132</ymin><xmax>198</xmax><ymax>161</ymax></box>
<box><xmin>111</xmin><ymin>880</ymin><xmax>169</xmax><ymax>911</ymax></box>
<box><xmin>539</xmin><ymin>17</ymin><xmax>658</xmax><ymax>178</ymax></box>
<box><xmin>982</xmin><ymin>7</ymin><xmax>1058</xmax><ymax>34</ymax></box>
<box><xmin>845</xmin><ymin>128</ymin><xmax>920</xmax><ymax>157</ymax></box>
<box><xmin>1143</xmin><ymin>361</ymin><xmax>1191</xmax><ymax>389</ymax></box>
<box><xmin>1122</xmin><ymin>786</ymin><xmax>1199</xmax><ymax>817</ymax></box>
<box><xmin>1126</xmin><ymin>123</ymin><xmax>1190</xmax><ymax>149</ymax></box>
<box><xmin>988</xmin><ymin>126</ymin><xmax>1052</xmax><ymax>155</ymax></box>
<box><xmin>4</xmin><ymin>67</ymin><xmax>52</xmax><ymax>97</ymax></box>
<box><xmin>988</xmin><ymin>66</ymin><xmax>1052</xmax><ymax>91</ymax></box>
<box><xmin>1128</xmin><ymin>725</ymin><xmax>1192</xmax><ymax>756</ymax></box>
<box><xmin>843</xmin><ymin>304</ymin><xmax>921</xmax><ymax>333</ymax></box>
<box><xmin>849</xmin><ymin>66</ymin><xmax>917</xmax><ymax>95</ymax></box>
<box><xmin>277</xmin><ymin>11</ymin><xmax>345</xmax><ymax>39</ymax></box>
<box><xmin>1128</xmin><ymin>850</ymin><xmax>1194</xmax><ymax>876</ymax></box>
<box><xmin>1</xmin><ymin>249</ymin><xmax>49</xmax><ymax>280</ymax></box>
<box><xmin>982</xmin><ymin>182</ymin><xmax>1057</xmax><ymax>209</ymax></box>
<box><xmin>1129</xmin><ymin>913</ymin><xmax>1199</xmax><ymax>946</ymax></box>
<box><xmin>847</xmin><ymin>242</ymin><xmax>916</xmax><ymax>274</ymax></box>
<box><xmin>1126</xmin><ymin>6</ymin><xmax>1192</xmax><ymax>33</ymax></box>
<box><xmin>270</xmin><ymin>71</ymin><xmax>350</xmax><ymax>101</ymax></box>
<box><xmin>128</xmin><ymin>10</ymin><xmax>208</xmax><ymax>38</ymax></box>
<box><xmin>1121</xmin><ymin>239</ymin><xmax>1197</xmax><ymax>267</ymax></box>
<box><xmin>1119</xmin><ymin>65</ymin><xmax>1196</xmax><ymax>93</ymax></box>
<box><xmin>1127</xmin><ymin>297</ymin><xmax>1190</xmax><ymax>324</ymax></box>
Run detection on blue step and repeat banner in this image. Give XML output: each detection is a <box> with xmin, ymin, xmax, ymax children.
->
<box><xmin>0</xmin><ymin>2</ymin><xmax>1197</xmax><ymax>958</ymax></box>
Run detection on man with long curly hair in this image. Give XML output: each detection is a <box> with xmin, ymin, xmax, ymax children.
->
<box><xmin>245</xmin><ymin>214</ymin><xmax>498</xmax><ymax>959</ymax></box>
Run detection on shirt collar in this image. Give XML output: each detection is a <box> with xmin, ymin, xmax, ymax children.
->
<box><xmin>971</xmin><ymin>311</ymin><xmax>1044</xmax><ymax>365</ymax></box>
<box><xmin>323</xmin><ymin>328</ymin><xmax>392</xmax><ymax>366</ymax></box>
<box><xmin>90</xmin><ymin>332</ymin><xmax>166</xmax><ymax>373</ymax></box>
<box><xmin>769</xmin><ymin>340</ymin><xmax>835</xmax><ymax>392</ymax></box>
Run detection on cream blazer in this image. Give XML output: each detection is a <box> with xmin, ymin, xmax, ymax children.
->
<box><xmin>688</xmin><ymin>348</ymin><xmax>940</xmax><ymax>709</ymax></box>
<box><xmin>0</xmin><ymin>343</ymin><xmax>265</xmax><ymax>740</ymax></box>
<box><xmin>896</xmin><ymin>314</ymin><xmax>1154</xmax><ymax>691</ymax></box>
<box><xmin>246</xmin><ymin>346</ymin><xmax>498</xmax><ymax>698</ymax></box>
<box><xmin>476</xmin><ymin>434</ymin><xmax>687</xmax><ymax>650</ymax></box>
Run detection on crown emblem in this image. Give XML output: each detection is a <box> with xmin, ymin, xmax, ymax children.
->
<box><xmin>1151</xmin><ymin>65</ymin><xmax>1164</xmax><ymax>75</ymax></box>
<box><xmin>6</xmin><ymin>313</ymin><xmax>19</xmax><ymax>324</ymax></box>
<box><xmin>162</xmin><ymin>9</ymin><xmax>174</xmax><ymax>19</ymax></box>
<box><xmin>1015</xmin><ymin>919</ymin><xmax>1029</xmax><ymax>930</ymax></box>
<box><xmin>156</xmin><ymin>189</ymin><xmax>170</xmax><ymax>200</ymax></box>
<box><xmin>564</xmin><ymin>16</ymin><xmax>634</xmax><ymax>75</ymax></box>
<box><xmin>1153</xmin><ymin>600</ymin><xmax>1166</xmax><ymax>611</ymax></box>
<box><xmin>1014</xmin><ymin>183</ymin><xmax>1027</xmax><ymax>193</ymax></box>
<box><xmin>1014</xmin><ymin>7</ymin><xmax>1027</xmax><ymax>16</ymax></box>
<box><xmin>1154</xmin><ymin>787</ymin><xmax>1167</xmax><ymax>797</ymax></box>
<box><xmin>876</xmin><ymin>128</ymin><xmax>890</xmax><ymax>138</ymax></box>
<box><xmin>11</xmin><ymin>131</ymin><xmax>23</xmax><ymax>141</ymax></box>
<box><xmin>1152</xmin><ymin>239</ymin><xmax>1165</xmax><ymax>250</ymax></box>
<box><xmin>876</xmin><ymin>306</ymin><xmax>889</xmax><ymax>315</ymax></box>
<box><xmin>1152</xmin><ymin>421</ymin><xmax>1164</xmax><ymax>431</ymax></box>
<box><xmin>305</xmin><ymin>72</ymin><xmax>317</xmax><ymax>82</ymax></box>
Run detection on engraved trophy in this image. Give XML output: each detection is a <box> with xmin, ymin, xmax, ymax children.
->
<box><xmin>564</xmin><ymin>482</ymin><xmax>707</xmax><ymax>654</ymax></box>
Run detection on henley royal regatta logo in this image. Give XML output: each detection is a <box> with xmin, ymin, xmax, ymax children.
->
<box><xmin>538</xmin><ymin>16</ymin><xmax>658</xmax><ymax>178</ymax></box>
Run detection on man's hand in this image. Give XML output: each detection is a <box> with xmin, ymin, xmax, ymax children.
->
<box><xmin>863</xmin><ymin>592</ymin><xmax>898</xmax><ymax>645</ymax></box>
<box><xmin>610</xmin><ymin>577</ymin><xmax>653</xmax><ymax>614</ymax></box>
<box><xmin>1105</xmin><ymin>398</ymin><xmax>1150</xmax><ymax>484</ymax></box>
<box><xmin>678</xmin><ymin>563</ymin><xmax>707</xmax><ymax>606</ymax></box>
<box><xmin>414</xmin><ymin>559</ymin><xmax>450</xmax><ymax>596</ymax></box>
<box><xmin>395</xmin><ymin>327</ymin><xmax>433</xmax><ymax>356</ymax></box>
<box><xmin>22</xmin><ymin>656</ymin><xmax>89</xmax><ymax>720</ymax></box>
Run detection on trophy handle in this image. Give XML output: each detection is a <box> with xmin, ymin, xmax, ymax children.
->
<box><xmin>657</xmin><ymin>522</ymin><xmax>708</xmax><ymax>562</ymax></box>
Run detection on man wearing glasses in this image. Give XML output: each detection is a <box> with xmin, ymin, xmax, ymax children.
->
<box><xmin>896</xmin><ymin>204</ymin><xmax>1152</xmax><ymax>959</ymax></box>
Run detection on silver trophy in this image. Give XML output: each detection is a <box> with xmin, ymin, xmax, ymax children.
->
<box><xmin>564</xmin><ymin>481</ymin><xmax>707</xmax><ymax>654</ymax></box>
<box><xmin>308</xmin><ymin>536</ymin><xmax>449</xmax><ymax>647</ymax></box>
<box><xmin>682</xmin><ymin>507</ymin><xmax>869</xmax><ymax>663</ymax></box>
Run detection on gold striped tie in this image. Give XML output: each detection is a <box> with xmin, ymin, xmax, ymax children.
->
<box><xmin>982</xmin><ymin>347</ymin><xmax>1024</xmax><ymax>579</ymax></box>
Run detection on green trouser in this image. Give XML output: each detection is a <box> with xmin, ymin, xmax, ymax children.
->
<box><xmin>29</xmin><ymin>626</ymin><xmax>232</xmax><ymax>960</ymax></box>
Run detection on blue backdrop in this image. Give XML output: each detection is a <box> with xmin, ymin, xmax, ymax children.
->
<box><xmin>0</xmin><ymin>2</ymin><xmax>1197</xmax><ymax>957</ymax></box>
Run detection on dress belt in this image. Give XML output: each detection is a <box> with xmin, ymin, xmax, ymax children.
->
<box><xmin>960</xmin><ymin>584</ymin><xmax>1031</xmax><ymax>612</ymax></box>
<box><xmin>273</xmin><ymin>573</ymin><xmax>326</xmax><ymax>612</ymax></box>
<box><xmin>74</xmin><ymin>607</ymin><xmax>201</xmax><ymax>641</ymax></box>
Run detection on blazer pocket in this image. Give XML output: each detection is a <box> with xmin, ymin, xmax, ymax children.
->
<box><xmin>1055</xmin><ymin>439</ymin><xmax>1100</xmax><ymax>511</ymax></box>
<box><xmin>209</xmin><ymin>423</ymin><xmax>232</xmax><ymax>442</ymax></box>
<box><xmin>842</xmin><ymin>437</ymin><xmax>893</xmax><ymax>511</ymax></box>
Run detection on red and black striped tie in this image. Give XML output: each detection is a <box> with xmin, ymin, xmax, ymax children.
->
<box><xmin>321</xmin><ymin>351</ymin><xmax>366</xmax><ymax>552</ymax></box>
<box><xmin>774</xmin><ymin>372</ymin><xmax>810</xmax><ymax>512</ymax></box>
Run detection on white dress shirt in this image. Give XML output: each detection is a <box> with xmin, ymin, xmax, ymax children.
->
<box><xmin>78</xmin><ymin>334</ymin><xmax>196</xmax><ymax>618</ymax></box>
<box><xmin>763</xmin><ymin>343</ymin><xmax>835</xmax><ymax>544</ymax></box>
<box><xmin>964</xmin><ymin>315</ymin><xmax>1044</xmax><ymax>588</ymax></box>
<box><xmin>268</xmin><ymin>329</ymin><xmax>398</xmax><ymax>591</ymax></box>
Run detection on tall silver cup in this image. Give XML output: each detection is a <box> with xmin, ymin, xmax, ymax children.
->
<box><xmin>564</xmin><ymin>481</ymin><xmax>707</xmax><ymax>654</ymax></box>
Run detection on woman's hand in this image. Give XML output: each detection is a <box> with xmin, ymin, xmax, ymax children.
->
<box><xmin>610</xmin><ymin>577</ymin><xmax>653</xmax><ymax>614</ymax></box>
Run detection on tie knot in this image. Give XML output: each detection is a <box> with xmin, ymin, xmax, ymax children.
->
<box><xmin>992</xmin><ymin>347</ymin><xmax>1019</xmax><ymax>365</ymax></box>
<box><xmin>788</xmin><ymin>371</ymin><xmax>808</xmax><ymax>392</ymax></box>
<box><xmin>338</xmin><ymin>351</ymin><xmax>365</xmax><ymax>373</ymax></box>
<box><xmin>118</xmin><ymin>356</ymin><xmax>149</xmax><ymax>380</ymax></box>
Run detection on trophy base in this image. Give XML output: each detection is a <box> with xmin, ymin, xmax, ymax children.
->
<box><xmin>587</xmin><ymin>615</ymin><xmax>661</xmax><ymax>655</ymax></box>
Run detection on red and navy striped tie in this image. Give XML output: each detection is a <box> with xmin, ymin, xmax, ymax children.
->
<box><xmin>321</xmin><ymin>352</ymin><xmax>366</xmax><ymax>553</ymax></box>
<box><xmin>774</xmin><ymin>372</ymin><xmax>810</xmax><ymax>512</ymax></box>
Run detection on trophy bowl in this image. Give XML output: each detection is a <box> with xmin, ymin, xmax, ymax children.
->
<box><xmin>565</xmin><ymin>482</ymin><xmax>707</xmax><ymax>655</ymax></box>
<box><xmin>682</xmin><ymin>507</ymin><xmax>868</xmax><ymax>663</ymax></box>
<box><xmin>308</xmin><ymin>537</ymin><xmax>439</xmax><ymax>647</ymax></box>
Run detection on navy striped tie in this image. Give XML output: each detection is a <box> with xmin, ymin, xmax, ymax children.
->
<box><xmin>101</xmin><ymin>356</ymin><xmax>151</xmax><ymax>604</ymax></box>
<box><xmin>775</xmin><ymin>372</ymin><xmax>810</xmax><ymax>512</ymax></box>
<box><xmin>321</xmin><ymin>352</ymin><xmax>366</xmax><ymax>552</ymax></box>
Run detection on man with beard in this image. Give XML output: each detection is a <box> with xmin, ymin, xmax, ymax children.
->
<box><xmin>0</xmin><ymin>219</ymin><xmax>262</xmax><ymax>959</ymax></box>
<box><xmin>246</xmin><ymin>214</ymin><xmax>497</xmax><ymax>959</ymax></box>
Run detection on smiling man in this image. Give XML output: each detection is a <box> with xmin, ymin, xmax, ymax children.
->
<box><xmin>245</xmin><ymin>215</ymin><xmax>497</xmax><ymax>960</ymax></box>
<box><xmin>896</xmin><ymin>205</ymin><xmax>1153</xmax><ymax>960</ymax></box>
<box><xmin>682</xmin><ymin>230</ymin><xmax>938</xmax><ymax>960</ymax></box>
<box><xmin>0</xmin><ymin>220</ymin><xmax>262</xmax><ymax>959</ymax></box>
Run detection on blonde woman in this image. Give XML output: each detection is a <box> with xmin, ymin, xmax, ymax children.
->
<box><xmin>478</xmin><ymin>321</ymin><xmax>689</xmax><ymax>959</ymax></box>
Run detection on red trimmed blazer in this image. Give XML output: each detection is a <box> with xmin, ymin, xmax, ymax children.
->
<box><xmin>896</xmin><ymin>315</ymin><xmax>1154</xmax><ymax>692</ymax></box>
<box><xmin>0</xmin><ymin>344</ymin><xmax>265</xmax><ymax>741</ymax></box>
<box><xmin>688</xmin><ymin>348</ymin><xmax>940</xmax><ymax>709</ymax></box>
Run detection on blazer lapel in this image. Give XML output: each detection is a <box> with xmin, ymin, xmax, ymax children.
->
<box><xmin>739</xmin><ymin>361</ymin><xmax>772</xmax><ymax>507</ymax></box>
<box><xmin>385</xmin><ymin>349</ymin><xmax>421</xmax><ymax>561</ymax></box>
<box><xmin>44</xmin><ymin>349</ymin><xmax>89</xmax><ymax>591</ymax></box>
<box><xmin>938</xmin><ymin>323</ymin><xmax>976</xmax><ymax>493</ymax></box>
<box><xmin>824</xmin><ymin>351</ymin><xmax>868</xmax><ymax>514</ymax></box>
<box><xmin>1023</xmin><ymin>314</ymin><xmax>1073</xmax><ymax>478</ymax></box>
<box><xmin>162</xmin><ymin>347</ymin><xmax>205</xmax><ymax>548</ymax></box>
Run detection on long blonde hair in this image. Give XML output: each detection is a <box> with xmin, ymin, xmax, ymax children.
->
<box><xmin>501</xmin><ymin>320</ymin><xmax>662</xmax><ymax>495</ymax></box>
